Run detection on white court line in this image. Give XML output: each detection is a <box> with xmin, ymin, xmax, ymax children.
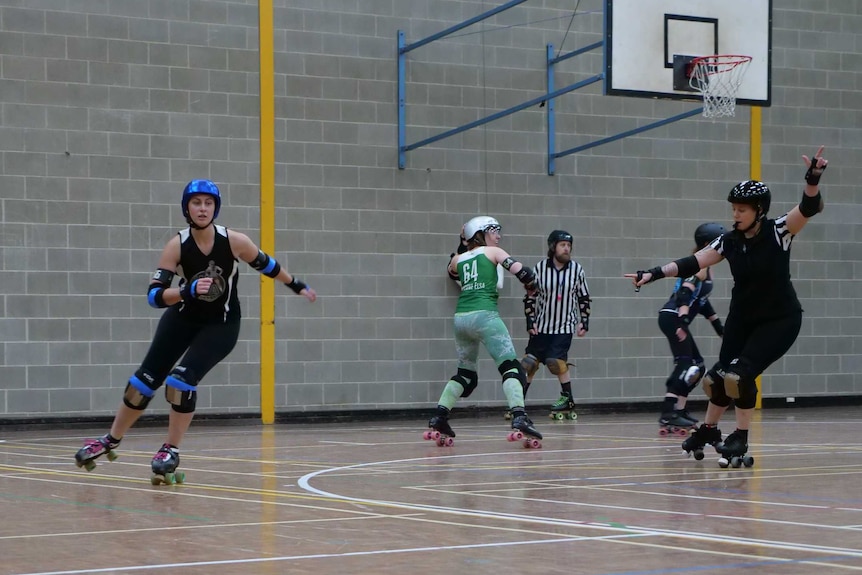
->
<box><xmin>296</xmin><ymin>453</ymin><xmax>862</xmax><ymax>559</ymax></box>
<box><xmin>17</xmin><ymin>534</ymin><xmax>641</xmax><ymax>575</ymax></box>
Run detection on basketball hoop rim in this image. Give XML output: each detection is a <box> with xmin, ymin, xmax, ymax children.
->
<box><xmin>689</xmin><ymin>54</ymin><xmax>753</xmax><ymax>71</ymax></box>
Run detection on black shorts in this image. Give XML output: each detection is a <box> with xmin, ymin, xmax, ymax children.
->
<box><xmin>525</xmin><ymin>333</ymin><xmax>573</xmax><ymax>362</ymax></box>
<box><xmin>139</xmin><ymin>307</ymin><xmax>241</xmax><ymax>385</ymax></box>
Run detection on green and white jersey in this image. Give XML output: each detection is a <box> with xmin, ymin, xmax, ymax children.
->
<box><xmin>455</xmin><ymin>248</ymin><xmax>499</xmax><ymax>313</ymax></box>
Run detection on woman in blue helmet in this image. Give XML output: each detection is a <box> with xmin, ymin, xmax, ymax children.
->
<box><xmin>75</xmin><ymin>179</ymin><xmax>316</xmax><ymax>483</ymax></box>
<box><xmin>628</xmin><ymin>147</ymin><xmax>829</xmax><ymax>467</ymax></box>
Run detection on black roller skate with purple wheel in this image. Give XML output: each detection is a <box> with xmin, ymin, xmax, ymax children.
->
<box><xmin>681</xmin><ymin>424</ymin><xmax>721</xmax><ymax>461</ymax></box>
<box><xmin>150</xmin><ymin>443</ymin><xmax>184</xmax><ymax>485</ymax></box>
<box><xmin>716</xmin><ymin>429</ymin><xmax>754</xmax><ymax>468</ymax></box>
<box><xmin>74</xmin><ymin>434</ymin><xmax>120</xmax><ymax>472</ymax></box>
<box><xmin>423</xmin><ymin>407</ymin><xmax>455</xmax><ymax>447</ymax></box>
<box><xmin>508</xmin><ymin>412</ymin><xmax>542</xmax><ymax>449</ymax></box>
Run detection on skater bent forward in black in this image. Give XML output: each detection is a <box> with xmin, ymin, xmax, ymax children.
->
<box><xmin>74</xmin><ymin>179</ymin><xmax>317</xmax><ymax>483</ymax></box>
<box><xmin>627</xmin><ymin>147</ymin><xmax>829</xmax><ymax>467</ymax></box>
<box><xmin>656</xmin><ymin>223</ymin><xmax>725</xmax><ymax>435</ymax></box>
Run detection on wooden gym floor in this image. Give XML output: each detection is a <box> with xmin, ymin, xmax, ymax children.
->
<box><xmin>1</xmin><ymin>406</ymin><xmax>861</xmax><ymax>575</ymax></box>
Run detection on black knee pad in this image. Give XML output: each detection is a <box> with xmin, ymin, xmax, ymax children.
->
<box><xmin>520</xmin><ymin>354</ymin><xmax>540</xmax><ymax>379</ymax></box>
<box><xmin>123</xmin><ymin>369</ymin><xmax>162</xmax><ymax>410</ymax></box>
<box><xmin>452</xmin><ymin>368</ymin><xmax>479</xmax><ymax>398</ymax></box>
<box><xmin>498</xmin><ymin>358</ymin><xmax>527</xmax><ymax>387</ymax></box>
<box><xmin>666</xmin><ymin>363</ymin><xmax>690</xmax><ymax>397</ymax></box>
<box><xmin>684</xmin><ymin>362</ymin><xmax>705</xmax><ymax>393</ymax></box>
<box><xmin>165</xmin><ymin>367</ymin><xmax>198</xmax><ymax>414</ymax></box>
<box><xmin>728</xmin><ymin>371</ymin><xmax>758</xmax><ymax>408</ymax></box>
<box><xmin>702</xmin><ymin>366</ymin><xmax>731</xmax><ymax>407</ymax></box>
<box><xmin>545</xmin><ymin>358</ymin><xmax>569</xmax><ymax>376</ymax></box>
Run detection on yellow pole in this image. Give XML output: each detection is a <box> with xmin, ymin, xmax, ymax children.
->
<box><xmin>749</xmin><ymin>105</ymin><xmax>763</xmax><ymax>410</ymax></box>
<box><xmin>259</xmin><ymin>0</ymin><xmax>276</xmax><ymax>424</ymax></box>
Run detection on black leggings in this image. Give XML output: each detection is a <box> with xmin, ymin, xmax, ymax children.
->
<box><xmin>658</xmin><ymin>312</ymin><xmax>704</xmax><ymax>364</ymax></box>
<box><xmin>719</xmin><ymin>311</ymin><xmax>802</xmax><ymax>379</ymax></box>
<box><xmin>140</xmin><ymin>307</ymin><xmax>241</xmax><ymax>385</ymax></box>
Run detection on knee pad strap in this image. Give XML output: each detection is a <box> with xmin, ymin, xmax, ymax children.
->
<box><xmin>498</xmin><ymin>358</ymin><xmax>526</xmax><ymax>387</ymax></box>
<box><xmin>453</xmin><ymin>368</ymin><xmax>479</xmax><ymax>398</ymax></box>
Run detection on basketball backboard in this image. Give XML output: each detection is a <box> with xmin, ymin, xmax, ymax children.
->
<box><xmin>605</xmin><ymin>0</ymin><xmax>772</xmax><ymax>106</ymax></box>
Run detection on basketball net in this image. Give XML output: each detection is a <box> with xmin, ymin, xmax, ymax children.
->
<box><xmin>689</xmin><ymin>55</ymin><xmax>752</xmax><ymax>119</ymax></box>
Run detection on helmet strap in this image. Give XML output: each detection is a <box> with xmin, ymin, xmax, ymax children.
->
<box><xmin>186</xmin><ymin>215</ymin><xmax>213</xmax><ymax>230</ymax></box>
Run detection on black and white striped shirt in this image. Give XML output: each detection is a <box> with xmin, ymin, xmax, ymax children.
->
<box><xmin>533</xmin><ymin>258</ymin><xmax>590</xmax><ymax>334</ymax></box>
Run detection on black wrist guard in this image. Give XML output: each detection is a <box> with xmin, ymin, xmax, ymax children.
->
<box><xmin>285</xmin><ymin>277</ymin><xmax>307</xmax><ymax>294</ymax></box>
<box><xmin>523</xmin><ymin>295</ymin><xmax>536</xmax><ymax>331</ymax></box>
<box><xmin>805</xmin><ymin>159</ymin><xmax>826</xmax><ymax>185</ymax></box>
<box><xmin>638</xmin><ymin>266</ymin><xmax>665</xmax><ymax>285</ymax></box>
<box><xmin>580</xmin><ymin>317</ymin><xmax>589</xmax><ymax>332</ymax></box>
<box><xmin>673</xmin><ymin>255</ymin><xmax>700</xmax><ymax>279</ymax></box>
<box><xmin>799</xmin><ymin>191</ymin><xmax>823</xmax><ymax>218</ymax></box>
<box><xmin>179</xmin><ymin>280</ymin><xmax>199</xmax><ymax>302</ymax></box>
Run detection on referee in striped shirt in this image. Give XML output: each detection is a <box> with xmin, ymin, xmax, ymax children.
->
<box><xmin>520</xmin><ymin>230</ymin><xmax>591</xmax><ymax>417</ymax></box>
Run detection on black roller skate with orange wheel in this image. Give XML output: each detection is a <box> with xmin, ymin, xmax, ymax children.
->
<box><xmin>423</xmin><ymin>407</ymin><xmax>455</xmax><ymax>447</ymax></box>
<box><xmin>658</xmin><ymin>410</ymin><xmax>697</xmax><ymax>437</ymax></box>
<box><xmin>681</xmin><ymin>424</ymin><xmax>722</xmax><ymax>461</ymax></box>
<box><xmin>548</xmin><ymin>394</ymin><xmax>577</xmax><ymax>421</ymax></box>
<box><xmin>508</xmin><ymin>412</ymin><xmax>542</xmax><ymax>449</ymax></box>
<box><xmin>74</xmin><ymin>434</ymin><xmax>120</xmax><ymax>472</ymax></box>
<box><xmin>150</xmin><ymin>443</ymin><xmax>185</xmax><ymax>485</ymax></box>
<box><xmin>715</xmin><ymin>429</ymin><xmax>754</xmax><ymax>468</ymax></box>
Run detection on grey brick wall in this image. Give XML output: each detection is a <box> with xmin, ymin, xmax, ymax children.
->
<box><xmin>1</xmin><ymin>1</ymin><xmax>860</xmax><ymax>418</ymax></box>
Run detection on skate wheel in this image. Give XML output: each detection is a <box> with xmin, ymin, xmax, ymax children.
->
<box><xmin>165</xmin><ymin>473</ymin><xmax>177</xmax><ymax>485</ymax></box>
<box><xmin>742</xmin><ymin>456</ymin><xmax>754</xmax><ymax>468</ymax></box>
<box><xmin>503</xmin><ymin>411</ymin><xmax>512</xmax><ymax>420</ymax></box>
<box><xmin>675</xmin><ymin>428</ymin><xmax>689</xmax><ymax>437</ymax></box>
<box><xmin>717</xmin><ymin>457</ymin><xmax>730</xmax><ymax>468</ymax></box>
<box><xmin>693</xmin><ymin>449</ymin><xmax>705</xmax><ymax>461</ymax></box>
<box><xmin>83</xmin><ymin>461</ymin><xmax>96</xmax><ymax>472</ymax></box>
<box><xmin>106</xmin><ymin>451</ymin><xmax>118</xmax><ymax>462</ymax></box>
<box><xmin>174</xmin><ymin>472</ymin><xmax>185</xmax><ymax>484</ymax></box>
<box><xmin>554</xmin><ymin>412</ymin><xmax>565</xmax><ymax>421</ymax></box>
<box><xmin>423</xmin><ymin>430</ymin><xmax>441</xmax><ymax>441</ymax></box>
<box><xmin>443</xmin><ymin>437</ymin><xmax>454</xmax><ymax>447</ymax></box>
<box><xmin>568</xmin><ymin>412</ymin><xmax>577</xmax><ymax>421</ymax></box>
<box><xmin>524</xmin><ymin>438</ymin><xmax>542</xmax><ymax>449</ymax></box>
<box><xmin>730</xmin><ymin>456</ymin><xmax>742</xmax><ymax>469</ymax></box>
<box><xmin>507</xmin><ymin>431</ymin><xmax>524</xmax><ymax>442</ymax></box>
<box><xmin>658</xmin><ymin>427</ymin><xmax>669</xmax><ymax>437</ymax></box>
<box><xmin>150</xmin><ymin>475</ymin><xmax>163</xmax><ymax>486</ymax></box>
